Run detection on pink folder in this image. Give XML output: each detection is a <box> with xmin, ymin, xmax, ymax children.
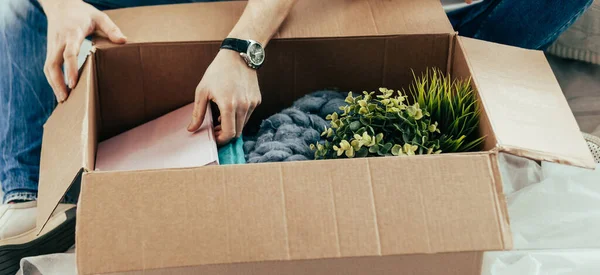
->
<box><xmin>95</xmin><ymin>103</ymin><xmax>218</xmax><ymax>172</ymax></box>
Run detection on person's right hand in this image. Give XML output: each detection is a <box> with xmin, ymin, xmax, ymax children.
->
<box><xmin>41</xmin><ymin>0</ymin><xmax>127</xmax><ymax>102</ymax></box>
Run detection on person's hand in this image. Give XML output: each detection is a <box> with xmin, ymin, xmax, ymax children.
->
<box><xmin>42</xmin><ymin>0</ymin><xmax>126</xmax><ymax>102</ymax></box>
<box><xmin>464</xmin><ymin>0</ymin><xmax>474</xmax><ymax>3</ymax></box>
<box><xmin>187</xmin><ymin>50</ymin><xmax>262</xmax><ymax>145</ymax></box>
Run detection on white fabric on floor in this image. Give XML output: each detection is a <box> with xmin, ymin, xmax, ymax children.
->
<box><xmin>483</xmin><ymin>249</ymin><xmax>600</xmax><ymax>275</ymax></box>
<box><xmin>483</xmin><ymin>154</ymin><xmax>600</xmax><ymax>275</ymax></box>
<box><xmin>500</xmin><ymin>154</ymin><xmax>600</xmax><ymax>249</ymax></box>
<box><xmin>16</xmin><ymin>246</ymin><xmax>76</xmax><ymax>275</ymax></box>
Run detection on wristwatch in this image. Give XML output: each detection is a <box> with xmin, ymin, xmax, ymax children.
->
<box><xmin>220</xmin><ymin>38</ymin><xmax>265</xmax><ymax>69</ymax></box>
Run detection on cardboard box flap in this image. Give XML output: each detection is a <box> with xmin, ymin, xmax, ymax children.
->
<box><xmin>77</xmin><ymin>152</ymin><xmax>510</xmax><ymax>274</ymax></box>
<box><xmin>96</xmin><ymin>252</ymin><xmax>484</xmax><ymax>275</ymax></box>
<box><xmin>37</xmin><ymin>57</ymin><xmax>97</xmax><ymax>232</ymax></box>
<box><xmin>94</xmin><ymin>0</ymin><xmax>453</xmax><ymax>47</ymax></box>
<box><xmin>459</xmin><ymin>37</ymin><xmax>595</xmax><ymax>169</ymax></box>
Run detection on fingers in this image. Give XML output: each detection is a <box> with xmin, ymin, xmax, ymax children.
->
<box><xmin>63</xmin><ymin>30</ymin><xmax>85</xmax><ymax>90</ymax></box>
<box><xmin>235</xmin><ymin>104</ymin><xmax>247</xmax><ymax>138</ymax></box>
<box><xmin>187</xmin><ymin>90</ymin><xmax>209</xmax><ymax>132</ymax></box>
<box><xmin>244</xmin><ymin>96</ymin><xmax>260</xmax><ymax>127</ymax></box>
<box><xmin>44</xmin><ymin>10</ymin><xmax>125</xmax><ymax>103</ymax></box>
<box><xmin>215</xmin><ymin>101</ymin><xmax>236</xmax><ymax>145</ymax></box>
<box><xmin>465</xmin><ymin>0</ymin><xmax>473</xmax><ymax>4</ymax></box>
<box><xmin>191</xmin><ymin>85</ymin><xmax>260</xmax><ymax>144</ymax></box>
<box><xmin>93</xmin><ymin>12</ymin><xmax>127</xmax><ymax>44</ymax></box>
<box><xmin>44</xmin><ymin>40</ymin><xmax>68</xmax><ymax>102</ymax></box>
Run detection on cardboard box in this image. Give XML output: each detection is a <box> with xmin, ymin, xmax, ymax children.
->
<box><xmin>36</xmin><ymin>0</ymin><xmax>595</xmax><ymax>274</ymax></box>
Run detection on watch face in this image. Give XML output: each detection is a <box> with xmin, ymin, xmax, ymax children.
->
<box><xmin>247</xmin><ymin>42</ymin><xmax>265</xmax><ymax>66</ymax></box>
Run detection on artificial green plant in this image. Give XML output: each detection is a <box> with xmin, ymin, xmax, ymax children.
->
<box><xmin>311</xmin><ymin>68</ymin><xmax>484</xmax><ymax>160</ymax></box>
<box><xmin>408</xmin><ymin>68</ymin><xmax>484</xmax><ymax>153</ymax></box>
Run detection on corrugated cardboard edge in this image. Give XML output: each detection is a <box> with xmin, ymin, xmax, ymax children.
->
<box><xmin>487</xmin><ymin>150</ymin><xmax>512</xmax><ymax>249</ymax></box>
<box><xmin>448</xmin><ymin>38</ymin><xmax>510</xmax><ymax>246</ymax></box>
<box><xmin>458</xmin><ymin>36</ymin><xmax>596</xmax><ymax>169</ymax></box>
<box><xmin>36</xmin><ymin>55</ymin><xmax>96</xmax><ymax>234</ymax></box>
<box><xmin>498</xmin><ymin>144</ymin><xmax>594</xmax><ymax>168</ymax></box>
<box><xmin>446</xmin><ymin>33</ymin><xmax>456</xmax><ymax>74</ymax></box>
<box><xmin>93</xmin><ymin>252</ymin><xmax>485</xmax><ymax>275</ymax></box>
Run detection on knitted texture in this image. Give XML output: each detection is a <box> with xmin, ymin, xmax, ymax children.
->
<box><xmin>244</xmin><ymin>90</ymin><xmax>347</xmax><ymax>163</ymax></box>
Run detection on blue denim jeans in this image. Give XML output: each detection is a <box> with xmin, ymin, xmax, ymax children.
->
<box><xmin>0</xmin><ymin>0</ymin><xmax>593</xmax><ymax>203</ymax></box>
<box><xmin>0</xmin><ymin>0</ymin><xmax>222</xmax><ymax>204</ymax></box>
<box><xmin>447</xmin><ymin>0</ymin><xmax>594</xmax><ymax>50</ymax></box>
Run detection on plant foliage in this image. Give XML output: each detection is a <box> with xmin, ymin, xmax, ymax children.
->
<box><xmin>408</xmin><ymin>68</ymin><xmax>484</xmax><ymax>153</ymax></box>
<box><xmin>311</xmin><ymin>68</ymin><xmax>484</xmax><ymax>159</ymax></box>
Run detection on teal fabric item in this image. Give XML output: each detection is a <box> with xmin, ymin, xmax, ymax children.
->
<box><xmin>218</xmin><ymin>136</ymin><xmax>246</xmax><ymax>165</ymax></box>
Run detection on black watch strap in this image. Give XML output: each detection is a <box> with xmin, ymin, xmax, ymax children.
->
<box><xmin>220</xmin><ymin>38</ymin><xmax>250</xmax><ymax>53</ymax></box>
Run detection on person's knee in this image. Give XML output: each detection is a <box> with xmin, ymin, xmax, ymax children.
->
<box><xmin>0</xmin><ymin>0</ymin><xmax>47</xmax><ymax>61</ymax></box>
<box><xmin>0</xmin><ymin>0</ymin><xmax>38</xmax><ymax>30</ymax></box>
<box><xmin>0</xmin><ymin>0</ymin><xmax>21</xmax><ymax>27</ymax></box>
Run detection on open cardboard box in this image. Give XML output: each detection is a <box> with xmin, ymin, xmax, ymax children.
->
<box><xmin>36</xmin><ymin>0</ymin><xmax>595</xmax><ymax>274</ymax></box>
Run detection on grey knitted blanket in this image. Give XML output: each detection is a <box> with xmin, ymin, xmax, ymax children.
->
<box><xmin>243</xmin><ymin>90</ymin><xmax>347</xmax><ymax>163</ymax></box>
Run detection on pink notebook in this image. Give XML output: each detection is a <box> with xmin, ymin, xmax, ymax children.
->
<box><xmin>95</xmin><ymin>103</ymin><xmax>218</xmax><ymax>172</ymax></box>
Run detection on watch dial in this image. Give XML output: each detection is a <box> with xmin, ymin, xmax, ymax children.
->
<box><xmin>248</xmin><ymin>43</ymin><xmax>265</xmax><ymax>65</ymax></box>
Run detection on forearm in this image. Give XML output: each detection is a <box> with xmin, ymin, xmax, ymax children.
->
<box><xmin>38</xmin><ymin>0</ymin><xmax>76</xmax><ymax>13</ymax></box>
<box><xmin>227</xmin><ymin>0</ymin><xmax>297</xmax><ymax>46</ymax></box>
<box><xmin>37</xmin><ymin>0</ymin><xmax>56</xmax><ymax>10</ymax></box>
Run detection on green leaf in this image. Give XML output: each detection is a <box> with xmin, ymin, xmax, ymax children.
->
<box><xmin>402</xmin><ymin>132</ymin><xmax>410</xmax><ymax>143</ymax></box>
<box><xmin>366</xmin><ymin>125</ymin><xmax>375</xmax><ymax>135</ymax></box>
<box><xmin>350</xmin><ymin>121</ymin><xmax>362</xmax><ymax>131</ymax></box>
<box><xmin>461</xmin><ymin>136</ymin><xmax>486</xmax><ymax>152</ymax></box>
<box><xmin>356</xmin><ymin>147</ymin><xmax>369</xmax><ymax>158</ymax></box>
<box><xmin>359</xmin><ymin>116</ymin><xmax>370</xmax><ymax>126</ymax></box>
<box><xmin>357</xmin><ymin>127</ymin><xmax>366</xmax><ymax>135</ymax></box>
<box><xmin>345</xmin><ymin>146</ymin><xmax>355</xmax><ymax>158</ymax></box>
<box><xmin>393</xmin><ymin>124</ymin><xmax>404</xmax><ymax>132</ymax></box>
<box><xmin>382</xmin><ymin>143</ymin><xmax>393</xmax><ymax>153</ymax></box>
<box><xmin>369</xmin><ymin>145</ymin><xmax>379</xmax><ymax>153</ymax></box>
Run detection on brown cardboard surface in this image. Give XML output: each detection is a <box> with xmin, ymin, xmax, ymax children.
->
<box><xmin>94</xmin><ymin>0</ymin><xmax>453</xmax><ymax>47</ymax></box>
<box><xmin>94</xmin><ymin>43</ymin><xmax>220</xmax><ymax>140</ymax></box>
<box><xmin>102</xmin><ymin>252</ymin><xmax>483</xmax><ymax>275</ymax></box>
<box><xmin>76</xmin><ymin>153</ymin><xmax>509</xmax><ymax>274</ymax></box>
<box><xmin>459</xmin><ymin>37</ymin><xmax>596</xmax><ymax>168</ymax></box>
<box><xmin>37</xmin><ymin>58</ymin><xmax>96</xmax><ymax>232</ymax></box>
<box><xmin>488</xmin><ymin>151</ymin><xmax>511</xmax><ymax>241</ymax></box>
<box><xmin>95</xmin><ymin>34</ymin><xmax>450</xmax><ymax>140</ymax></box>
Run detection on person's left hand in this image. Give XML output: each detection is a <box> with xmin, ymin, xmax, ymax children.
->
<box><xmin>464</xmin><ymin>0</ymin><xmax>473</xmax><ymax>3</ymax></box>
<box><xmin>187</xmin><ymin>49</ymin><xmax>262</xmax><ymax>145</ymax></box>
